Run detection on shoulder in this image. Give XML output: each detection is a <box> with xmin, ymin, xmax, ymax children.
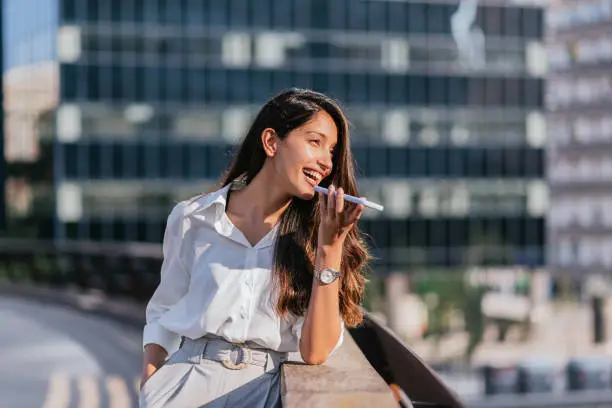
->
<box><xmin>184</xmin><ymin>184</ymin><xmax>231</xmax><ymax>216</ymax></box>
<box><xmin>165</xmin><ymin>185</ymin><xmax>230</xmax><ymax>231</ymax></box>
<box><xmin>184</xmin><ymin>191</ymin><xmax>216</xmax><ymax>210</ymax></box>
<box><xmin>165</xmin><ymin>193</ymin><xmax>206</xmax><ymax>226</ymax></box>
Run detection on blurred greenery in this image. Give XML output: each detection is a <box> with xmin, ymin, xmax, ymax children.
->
<box><xmin>413</xmin><ymin>272</ymin><xmax>466</xmax><ymax>338</ymax></box>
<box><xmin>8</xmin><ymin>261</ymin><xmax>31</xmax><ymax>283</ymax></box>
<box><xmin>413</xmin><ymin>270</ymin><xmax>489</xmax><ymax>362</ymax></box>
<box><xmin>464</xmin><ymin>285</ymin><xmax>487</xmax><ymax>360</ymax></box>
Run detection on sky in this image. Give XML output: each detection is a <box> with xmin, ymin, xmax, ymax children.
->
<box><xmin>3</xmin><ymin>0</ymin><xmax>58</xmax><ymax>71</ymax></box>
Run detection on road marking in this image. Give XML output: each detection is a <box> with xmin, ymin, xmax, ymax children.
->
<box><xmin>78</xmin><ymin>375</ymin><xmax>100</xmax><ymax>408</ymax></box>
<box><xmin>42</xmin><ymin>372</ymin><xmax>71</xmax><ymax>408</ymax></box>
<box><xmin>43</xmin><ymin>374</ymin><xmax>139</xmax><ymax>408</ymax></box>
<box><xmin>106</xmin><ymin>375</ymin><xmax>131</xmax><ymax>408</ymax></box>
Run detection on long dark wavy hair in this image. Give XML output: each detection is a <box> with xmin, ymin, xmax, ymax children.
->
<box><xmin>216</xmin><ymin>88</ymin><xmax>370</xmax><ymax>328</ymax></box>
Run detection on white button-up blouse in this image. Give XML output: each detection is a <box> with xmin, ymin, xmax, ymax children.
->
<box><xmin>143</xmin><ymin>184</ymin><xmax>344</xmax><ymax>357</ymax></box>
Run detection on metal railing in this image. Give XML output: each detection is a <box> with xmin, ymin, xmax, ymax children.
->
<box><xmin>0</xmin><ymin>238</ymin><xmax>163</xmax><ymax>301</ymax></box>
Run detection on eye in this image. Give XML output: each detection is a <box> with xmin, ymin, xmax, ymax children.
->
<box><xmin>309</xmin><ymin>138</ymin><xmax>321</xmax><ymax>147</ymax></box>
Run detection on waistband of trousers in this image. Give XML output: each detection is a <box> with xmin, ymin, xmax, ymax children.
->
<box><xmin>180</xmin><ymin>335</ymin><xmax>288</xmax><ymax>372</ymax></box>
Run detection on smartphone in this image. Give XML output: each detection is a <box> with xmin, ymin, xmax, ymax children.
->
<box><xmin>314</xmin><ymin>186</ymin><xmax>384</xmax><ymax>212</ymax></box>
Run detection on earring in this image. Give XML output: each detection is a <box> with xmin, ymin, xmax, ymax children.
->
<box><xmin>230</xmin><ymin>173</ymin><xmax>248</xmax><ymax>191</ymax></box>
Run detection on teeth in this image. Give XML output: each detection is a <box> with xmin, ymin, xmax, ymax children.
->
<box><xmin>304</xmin><ymin>170</ymin><xmax>321</xmax><ymax>181</ymax></box>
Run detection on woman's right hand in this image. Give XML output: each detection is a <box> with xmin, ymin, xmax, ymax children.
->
<box><xmin>317</xmin><ymin>185</ymin><xmax>364</xmax><ymax>248</ymax></box>
<box><xmin>140</xmin><ymin>343</ymin><xmax>168</xmax><ymax>390</ymax></box>
<box><xmin>140</xmin><ymin>364</ymin><xmax>159</xmax><ymax>390</ymax></box>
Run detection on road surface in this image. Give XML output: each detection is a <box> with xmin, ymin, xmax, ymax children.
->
<box><xmin>0</xmin><ymin>295</ymin><xmax>143</xmax><ymax>408</ymax></box>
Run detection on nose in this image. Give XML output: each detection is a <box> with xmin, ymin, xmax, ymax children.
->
<box><xmin>317</xmin><ymin>153</ymin><xmax>333</xmax><ymax>175</ymax></box>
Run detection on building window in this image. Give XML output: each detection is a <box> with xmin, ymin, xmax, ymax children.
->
<box><xmin>526</xmin><ymin>181</ymin><xmax>548</xmax><ymax>217</ymax></box>
<box><xmin>57</xmin><ymin>105</ymin><xmax>82</xmax><ymax>142</ymax></box>
<box><xmin>604</xmin><ymin>199</ymin><xmax>612</xmax><ymax>227</ymax></box>
<box><xmin>255</xmin><ymin>33</ymin><xmax>285</xmax><ymax>68</ymax></box>
<box><xmin>602</xmin><ymin>159</ymin><xmax>612</xmax><ymax>181</ymax></box>
<box><xmin>255</xmin><ymin>32</ymin><xmax>304</xmax><ymax>68</ymax></box>
<box><xmin>57</xmin><ymin>26</ymin><xmax>82</xmax><ymax>63</ymax></box>
<box><xmin>526</xmin><ymin>111</ymin><xmax>546</xmax><ymax>147</ymax></box>
<box><xmin>125</xmin><ymin>104</ymin><xmax>154</xmax><ymax>125</ymax></box>
<box><xmin>382</xmin><ymin>110</ymin><xmax>410</xmax><ymax>146</ymax></box>
<box><xmin>577</xmin><ymin>198</ymin><xmax>594</xmax><ymax>227</ymax></box>
<box><xmin>449</xmin><ymin>184</ymin><xmax>470</xmax><ymax>217</ymax></box>
<box><xmin>57</xmin><ymin>182</ymin><xmax>83</xmax><ymax>222</ymax></box>
<box><xmin>419</xmin><ymin>126</ymin><xmax>440</xmax><ymax>146</ymax></box>
<box><xmin>558</xmin><ymin>239</ymin><xmax>570</xmax><ymax>266</ymax></box>
<box><xmin>381</xmin><ymin>38</ymin><xmax>409</xmax><ymax>72</ymax></box>
<box><xmin>174</xmin><ymin>111</ymin><xmax>220</xmax><ymax>140</ymax></box>
<box><xmin>419</xmin><ymin>187</ymin><xmax>439</xmax><ymax>218</ymax></box>
<box><xmin>451</xmin><ymin>125</ymin><xmax>470</xmax><ymax>146</ymax></box>
<box><xmin>222</xmin><ymin>33</ymin><xmax>251</xmax><ymax>68</ymax></box>
<box><xmin>222</xmin><ymin>108</ymin><xmax>250</xmax><ymax>143</ymax></box>
<box><xmin>526</xmin><ymin>41</ymin><xmax>547</xmax><ymax>77</ymax></box>
<box><xmin>603</xmin><ymin>239</ymin><xmax>612</xmax><ymax>267</ymax></box>
<box><xmin>94</xmin><ymin>110</ymin><xmax>135</xmax><ymax>138</ymax></box>
<box><xmin>547</xmin><ymin>43</ymin><xmax>570</xmax><ymax>70</ymax></box>
<box><xmin>548</xmin><ymin>118</ymin><xmax>571</xmax><ymax>146</ymax></box>
<box><xmin>381</xmin><ymin>181</ymin><xmax>411</xmax><ymax>218</ymax></box>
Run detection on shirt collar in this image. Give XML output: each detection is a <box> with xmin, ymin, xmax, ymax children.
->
<box><xmin>184</xmin><ymin>183</ymin><xmax>279</xmax><ymax>249</ymax></box>
<box><xmin>184</xmin><ymin>183</ymin><xmax>231</xmax><ymax>221</ymax></box>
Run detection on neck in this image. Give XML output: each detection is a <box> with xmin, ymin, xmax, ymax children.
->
<box><xmin>226</xmin><ymin>166</ymin><xmax>293</xmax><ymax>225</ymax></box>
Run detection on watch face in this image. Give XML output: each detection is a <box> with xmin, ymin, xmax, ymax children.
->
<box><xmin>320</xmin><ymin>269</ymin><xmax>336</xmax><ymax>284</ymax></box>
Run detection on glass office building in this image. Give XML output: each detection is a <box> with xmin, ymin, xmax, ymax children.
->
<box><xmin>4</xmin><ymin>0</ymin><xmax>546</xmax><ymax>272</ymax></box>
<box><xmin>547</xmin><ymin>0</ymin><xmax>612</xmax><ymax>276</ymax></box>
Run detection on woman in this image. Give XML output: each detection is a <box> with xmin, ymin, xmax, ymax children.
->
<box><xmin>139</xmin><ymin>88</ymin><xmax>371</xmax><ymax>408</ymax></box>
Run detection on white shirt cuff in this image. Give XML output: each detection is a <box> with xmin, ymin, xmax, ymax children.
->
<box><xmin>142</xmin><ymin>322</ymin><xmax>182</xmax><ymax>355</ymax></box>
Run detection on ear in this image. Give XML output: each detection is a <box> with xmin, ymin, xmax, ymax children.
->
<box><xmin>261</xmin><ymin>128</ymin><xmax>279</xmax><ymax>157</ymax></box>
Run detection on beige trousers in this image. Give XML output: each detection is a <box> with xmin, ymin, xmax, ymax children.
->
<box><xmin>139</xmin><ymin>335</ymin><xmax>287</xmax><ymax>408</ymax></box>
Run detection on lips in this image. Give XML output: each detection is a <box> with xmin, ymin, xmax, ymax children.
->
<box><xmin>303</xmin><ymin>168</ymin><xmax>323</xmax><ymax>186</ymax></box>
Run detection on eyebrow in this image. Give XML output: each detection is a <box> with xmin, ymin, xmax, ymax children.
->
<box><xmin>306</xmin><ymin>131</ymin><xmax>328</xmax><ymax>139</ymax></box>
<box><xmin>306</xmin><ymin>131</ymin><xmax>337</xmax><ymax>147</ymax></box>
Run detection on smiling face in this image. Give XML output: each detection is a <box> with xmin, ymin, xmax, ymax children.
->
<box><xmin>267</xmin><ymin>110</ymin><xmax>338</xmax><ymax>200</ymax></box>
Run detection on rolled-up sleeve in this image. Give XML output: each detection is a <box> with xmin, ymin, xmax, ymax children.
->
<box><xmin>292</xmin><ymin>315</ymin><xmax>345</xmax><ymax>361</ymax></box>
<box><xmin>142</xmin><ymin>202</ymin><xmax>190</xmax><ymax>354</ymax></box>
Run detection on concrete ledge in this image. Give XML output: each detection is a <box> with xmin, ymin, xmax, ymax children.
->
<box><xmin>281</xmin><ymin>335</ymin><xmax>397</xmax><ymax>407</ymax></box>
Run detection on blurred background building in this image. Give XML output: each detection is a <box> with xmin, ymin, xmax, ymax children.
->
<box><xmin>4</xmin><ymin>0</ymin><xmax>546</xmax><ymax>277</ymax></box>
<box><xmin>18</xmin><ymin>1</ymin><xmax>612</xmax><ymax>402</ymax></box>
<box><xmin>12</xmin><ymin>2</ymin><xmax>612</xmax><ymax>404</ymax></box>
<box><xmin>547</xmin><ymin>0</ymin><xmax>612</xmax><ymax>281</ymax></box>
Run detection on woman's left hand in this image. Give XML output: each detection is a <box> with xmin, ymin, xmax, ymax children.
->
<box><xmin>317</xmin><ymin>185</ymin><xmax>365</xmax><ymax>247</ymax></box>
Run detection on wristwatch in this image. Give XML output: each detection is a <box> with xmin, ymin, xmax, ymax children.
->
<box><xmin>314</xmin><ymin>267</ymin><xmax>341</xmax><ymax>285</ymax></box>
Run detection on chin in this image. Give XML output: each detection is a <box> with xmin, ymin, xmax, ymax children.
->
<box><xmin>292</xmin><ymin>182</ymin><xmax>317</xmax><ymax>201</ymax></box>
<box><xmin>295</xmin><ymin>189</ymin><xmax>316</xmax><ymax>201</ymax></box>
<box><xmin>289</xmin><ymin>175</ymin><xmax>320</xmax><ymax>201</ymax></box>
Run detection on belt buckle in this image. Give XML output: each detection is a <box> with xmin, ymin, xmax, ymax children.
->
<box><xmin>221</xmin><ymin>343</ymin><xmax>252</xmax><ymax>370</ymax></box>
